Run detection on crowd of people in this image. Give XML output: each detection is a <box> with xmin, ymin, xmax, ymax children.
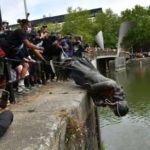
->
<box><xmin>0</xmin><ymin>19</ymin><xmax>130</xmax><ymax>137</ymax></box>
<box><xmin>0</xmin><ymin>19</ymin><xmax>88</xmax><ymax>137</ymax></box>
<box><xmin>0</xmin><ymin>19</ymin><xmax>86</xmax><ymax>98</ymax></box>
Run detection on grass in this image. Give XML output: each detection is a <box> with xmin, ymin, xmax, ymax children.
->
<box><xmin>101</xmin><ymin>142</ymin><xmax>105</xmax><ymax>150</ymax></box>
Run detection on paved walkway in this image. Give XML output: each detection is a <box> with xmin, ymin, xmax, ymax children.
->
<box><xmin>0</xmin><ymin>81</ymin><xmax>86</xmax><ymax>150</ymax></box>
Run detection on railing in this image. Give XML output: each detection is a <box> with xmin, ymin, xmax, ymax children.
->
<box><xmin>94</xmin><ymin>50</ymin><xmax>117</xmax><ymax>57</ymax></box>
<box><xmin>0</xmin><ymin>49</ymin><xmax>129</xmax><ymax>104</ymax></box>
<box><xmin>0</xmin><ymin>58</ymin><xmax>47</xmax><ymax>104</ymax></box>
<box><xmin>84</xmin><ymin>48</ymin><xmax>132</xmax><ymax>60</ymax></box>
<box><xmin>83</xmin><ymin>49</ymin><xmax>118</xmax><ymax>60</ymax></box>
<box><xmin>0</xmin><ymin>58</ymin><xmax>16</xmax><ymax>103</ymax></box>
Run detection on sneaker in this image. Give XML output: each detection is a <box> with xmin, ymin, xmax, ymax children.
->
<box><xmin>51</xmin><ymin>74</ymin><xmax>55</xmax><ymax>80</ymax></box>
<box><xmin>46</xmin><ymin>79</ymin><xmax>50</xmax><ymax>83</ymax></box>
<box><xmin>22</xmin><ymin>86</ymin><xmax>30</xmax><ymax>93</ymax></box>
<box><xmin>17</xmin><ymin>86</ymin><xmax>30</xmax><ymax>94</ymax></box>
<box><xmin>37</xmin><ymin>80</ymin><xmax>42</xmax><ymax>87</ymax></box>
<box><xmin>37</xmin><ymin>79</ymin><xmax>42</xmax><ymax>85</ymax></box>
<box><xmin>17</xmin><ymin>86</ymin><xmax>23</xmax><ymax>94</ymax></box>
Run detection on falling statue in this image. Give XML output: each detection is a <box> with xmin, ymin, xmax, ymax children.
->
<box><xmin>58</xmin><ymin>56</ymin><xmax>129</xmax><ymax>117</ymax></box>
<box><xmin>55</xmin><ymin>21</ymin><xmax>134</xmax><ymax>117</ymax></box>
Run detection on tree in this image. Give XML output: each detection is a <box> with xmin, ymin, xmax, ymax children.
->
<box><xmin>62</xmin><ymin>7</ymin><xmax>94</xmax><ymax>45</ymax></box>
<box><xmin>47</xmin><ymin>23</ymin><xmax>62</xmax><ymax>32</ymax></box>
<box><xmin>36</xmin><ymin>23</ymin><xmax>62</xmax><ymax>33</ymax></box>
<box><xmin>94</xmin><ymin>9</ymin><xmax>121</xmax><ymax>48</ymax></box>
<box><xmin>121</xmin><ymin>5</ymin><xmax>150</xmax><ymax>51</ymax></box>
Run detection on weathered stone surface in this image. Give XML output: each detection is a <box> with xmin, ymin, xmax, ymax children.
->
<box><xmin>0</xmin><ymin>81</ymin><xmax>98</xmax><ymax>150</ymax></box>
<box><xmin>115</xmin><ymin>57</ymin><xmax>126</xmax><ymax>71</ymax></box>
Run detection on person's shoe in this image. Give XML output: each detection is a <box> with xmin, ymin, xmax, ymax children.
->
<box><xmin>37</xmin><ymin>79</ymin><xmax>42</xmax><ymax>85</ymax></box>
<box><xmin>51</xmin><ymin>74</ymin><xmax>55</xmax><ymax>80</ymax></box>
<box><xmin>46</xmin><ymin>79</ymin><xmax>50</xmax><ymax>83</ymax></box>
<box><xmin>22</xmin><ymin>86</ymin><xmax>30</xmax><ymax>93</ymax></box>
<box><xmin>17</xmin><ymin>86</ymin><xmax>23</xmax><ymax>94</ymax></box>
<box><xmin>37</xmin><ymin>80</ymin><xmax>42</xmax><ymax>87</ymax></box>
<box><xmin>17</xmin><ymin>86</ymin><xmax>30</xmax><ymax>94</ymax></box>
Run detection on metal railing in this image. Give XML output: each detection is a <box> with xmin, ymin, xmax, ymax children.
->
<box><xmin>0</xmin><ymin>58</ymin><xmax>47</xmax><ymax>104</ymax></box>
<box><xmin>83</xmin><ymin>49</ymin><xmax>118</xmax><ymax>60</ymax></box>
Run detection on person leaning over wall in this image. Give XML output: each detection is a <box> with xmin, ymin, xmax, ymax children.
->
<box><xmin>0</xmin><ymin>19</ymin><xmax>46</xmax><ymax>93</ymax></box>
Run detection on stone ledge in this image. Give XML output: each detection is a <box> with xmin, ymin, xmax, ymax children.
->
<box><xmin>0</xmin><ymin>81</ymin><xmax>96</xmax><ymax>150</ymax></box>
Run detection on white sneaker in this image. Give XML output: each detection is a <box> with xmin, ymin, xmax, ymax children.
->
<box><xmin>17</xmin><ymin>86</ymin><xmax>24</xmax><ymax>94</ymax></box>
<box><xmin>17</xmin><ymin>85</ymin><xmax>30</xmax><ymax>94</ymax></box>
<box><xmin>22</xmin><ymin>86</ymin><xmax>30</xmax><ymax>93</ymax></box>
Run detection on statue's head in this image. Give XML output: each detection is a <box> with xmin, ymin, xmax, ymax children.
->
<box><xmin>88</xmin><ymin>82</ymin><xmax>129</xmax><ymax>117</ymax></box>
<box><xmin>110</xmin><ymin>101</ymin><xmax>129</xmax><ymax>117</ymax></box>
<box><xmin>110</xmin><ymin>86</ymin><xmax>129</xmax><ymax>117</ymax></box>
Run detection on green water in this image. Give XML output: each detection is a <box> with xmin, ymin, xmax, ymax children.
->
<box><xmin>99</xmin><ymin>64</ymin><xmax>150</xmax><ymax>150</ymax></box>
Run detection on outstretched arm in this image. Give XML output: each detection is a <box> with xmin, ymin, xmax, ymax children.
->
<box><xmin>23</xmin><ymin>39</ymin><xmax>45</xmax><ymax>62</ymax></box>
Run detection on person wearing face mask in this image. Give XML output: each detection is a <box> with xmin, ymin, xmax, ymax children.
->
<box><xmin>26</xmin><ymin>23</ymin><xmax>37</xmax><ymax>43</ymax></box>
<box><xmin>27</xmin><ymin>26</ymin><xmax>32</xmax><ymax>34</ymax></box>
<box><xmin>0</xmin><ymin>19</ymin><xmax>45</xmax><ymax>93</ymax></box>
<box><xmin>26</xmin><ymin>23</ymin><xmax>43</xmax><ymax>87</ymax></box>
<box><xmin>1</xmin><ymin>19</ymin><xmax>45</xmax><ymax>62</ymax></box>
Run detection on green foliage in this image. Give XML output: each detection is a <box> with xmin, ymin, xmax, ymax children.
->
<box><xmin>94</xmin><ymin>9</ymin><xmax>120</xmax><ymax>48</ymax></box>
<box><xmin>121</xmin><ymin>5</ymin><xmax>150</xmax><ymax>50</ymax></box>
<box><xmin>36</xmin><ymin>22</ymin><xmax>62</xmax><ymax>33</ymax></box>
<box><xmin>62</xmin><ymin>7</ymin><xmax>94</xmax><ymax>45</ymax></box>
<box><xmin>101</xmin><ymin>142</ymin><xmax>105</xmax><ymax>150</ymax></box>
<box><xmin>34</xmin><ymin>5</ymin><xmax>150</xmax><ymax>51</ymax></box>
<box><xmin>62</xmin><ymin>7</ymin><xmax>121</xmax><ymax>47</ymax></box>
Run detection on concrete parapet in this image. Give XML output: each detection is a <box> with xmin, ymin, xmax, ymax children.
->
<box><xmin>127</xmin><ymin>57</ymin><xmax>150</xmax><ymax>66</ymax></box>
<box><xmin>0</xmin><ymin>81</ymin><xmax>99</xmax><ymax>150</ymax></box>
<box><xmin>115</xmin><ymin>57</ymin><xmax>126</xmax><ymax>71</ymax></box>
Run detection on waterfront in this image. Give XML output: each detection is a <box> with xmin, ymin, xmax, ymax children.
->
<box><xmin>99</xmin><ymin>64</ymin><xmax>150</xmax><ymax>150</ymax></box>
